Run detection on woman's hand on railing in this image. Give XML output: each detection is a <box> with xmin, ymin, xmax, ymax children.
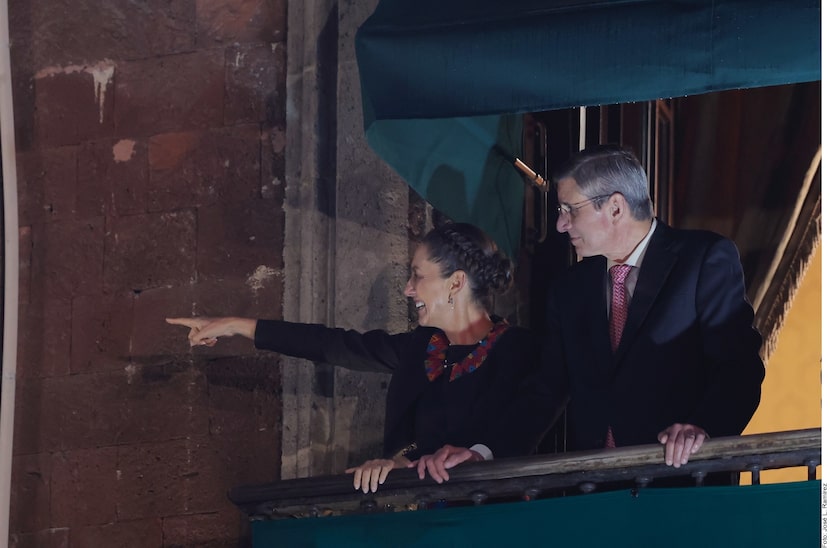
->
<box><xmin>345</xmin><ymin>457</ymin><xmax>409</xmax><ymax>494</ymax></box>
<box><xmin>410</xmin><ymin>445</ymin><xmax>484</xmax><ymax>484</ymax></box>
<box><xmin>657</xmin><ymin>423</ymin><xmax>709</xmax><ymax>468</ymax></box>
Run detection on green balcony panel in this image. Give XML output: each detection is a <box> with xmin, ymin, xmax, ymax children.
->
<box><xmin>252</xmin><ymin>481</ymin><xmax>819</xmax><ymax>547</ymax></box>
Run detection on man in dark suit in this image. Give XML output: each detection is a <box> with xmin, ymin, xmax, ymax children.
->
<box><xmin>420</xmin><ymin>145</ymin><xmax>764</xmax><ymax>481</ymax></box>
<box><xmin>543</xmin><ymin>144</ymin><xmax>765</xmax><ymax>469</ymax></box>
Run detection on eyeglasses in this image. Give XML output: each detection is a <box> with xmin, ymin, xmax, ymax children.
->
<box><xmin>556</xmin><ymin>194</ymin><xmax>614</xmax><ymax>217</ymax></box>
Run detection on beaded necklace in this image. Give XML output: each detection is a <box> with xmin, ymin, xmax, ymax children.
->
<box><xmin>424</xmin><ymin>319</ymin><xmax>509</xmax><ymax>382</ymax></box>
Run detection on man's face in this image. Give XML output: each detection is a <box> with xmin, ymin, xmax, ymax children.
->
<box><xmin>555</xmin><ymin>177</ymin><xmax>613</xmax><ymax>258</ymax></box>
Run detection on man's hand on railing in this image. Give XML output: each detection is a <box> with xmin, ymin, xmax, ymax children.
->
<box><xmin>410</xmin><ymin>445</ymin><xmax>484</xmax><ymax>484</ymax></box>
<box><xmin>657</xmin><ymin>423</ymin><xmax>709</xmax><ymax>468</ymax></box>
<box><xmin>345</xmin><ymin>456</ymin><xmax>411</xmax><ymax>494</ymax></box>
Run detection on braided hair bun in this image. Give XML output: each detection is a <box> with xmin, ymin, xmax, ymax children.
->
<box><xmin>422</xmin><ymin>222</ymin><xmax>514</xmax><ymax>308</ymax></box>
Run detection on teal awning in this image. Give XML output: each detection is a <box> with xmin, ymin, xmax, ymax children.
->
<box><xmin>355</xmin><ymin>0</ymin><xmax>821</xmax><ymax>256</ymax></box>
<box><xmin>365</xmin><ymin>115</ymin><xmax>526</xmax><ymax>258</ymax></box>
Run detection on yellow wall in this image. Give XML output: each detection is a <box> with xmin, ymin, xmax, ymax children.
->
<box><xmin>740</xmin><ymin>242</ymin><xmax>822</xmax><ymax>484</ymax></box>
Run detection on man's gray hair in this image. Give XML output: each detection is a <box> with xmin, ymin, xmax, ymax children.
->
<box><xmin>554</xmin><ymin>145</ymin><xmax>654</xmax><ymax>221</ymax></box>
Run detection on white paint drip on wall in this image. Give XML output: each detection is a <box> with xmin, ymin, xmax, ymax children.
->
<box><xmin>35</xmin><ymin>60</ymin><xmax>116</xmax><ymax>124</ymax></box>
<box><xmin>247</xmin><ymin>265</ymin><xmax>280</xmax><ymax>292</ymax></box>
<box><xmin>124</xmin><ymin>363</ymin><xmax>138</xmax><ymax>385</ymax></box>
<box><xmin>91</xmin><ymin>65</ymin><xmax>115</xmax><ymax>123</ymax></box>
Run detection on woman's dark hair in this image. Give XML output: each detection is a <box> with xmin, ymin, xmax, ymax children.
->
<box><xmin>421</xmin><ymin>222</ymin><xmax>514</xmax><ymax>308</ymax></box>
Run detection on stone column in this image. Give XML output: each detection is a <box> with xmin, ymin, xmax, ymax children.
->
<box><xmin>282</xmin><ymin>0</ymin><xmax>410</xmax><ymax>479</ymax></box>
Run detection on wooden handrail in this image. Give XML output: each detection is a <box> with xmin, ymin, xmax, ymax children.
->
<box><xmin>229</xmin><ymin>428</ymin><xmax>821</xmax><ymax>519</ymax></box>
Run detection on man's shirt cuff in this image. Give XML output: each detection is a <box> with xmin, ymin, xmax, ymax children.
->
<box><xmin>469</xmin><ymin>444</ymin><xmax>493</xmax><ymax>461</ymax></box>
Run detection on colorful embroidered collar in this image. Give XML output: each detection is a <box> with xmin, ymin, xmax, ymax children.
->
<box><xmin>424</xmin><ymin>319</ymin><xmax>509</xmax><ymax>382</ymax></box>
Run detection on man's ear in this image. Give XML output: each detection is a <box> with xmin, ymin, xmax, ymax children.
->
<box><xmin>608</xmin><ymin>193</ymin><xmax>626</xmax><ymax>220</ymax></box>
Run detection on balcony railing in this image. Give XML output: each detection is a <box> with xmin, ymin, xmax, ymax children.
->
<box><xmin>229</xmin><ymin>428</ymin><xmax>820</xmax><ymax>520</ymax></box>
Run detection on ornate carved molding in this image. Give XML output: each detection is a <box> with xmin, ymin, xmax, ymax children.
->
<box><xmin>751</xmin><ymin>148</ymin><xmax>821</xmax><ymax>361</ymax></box>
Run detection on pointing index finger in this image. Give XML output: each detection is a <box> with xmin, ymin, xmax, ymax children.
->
<box><xmin>165</xmin><ymin>317</ymin><xmax>195</xmax><ymax>327</ymax></box>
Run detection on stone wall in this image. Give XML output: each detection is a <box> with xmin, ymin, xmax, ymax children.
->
<box><xmin>9</xmin><ymin>0</ymin><xmax>288</xmax><ymax>545</ymax></box>
<box><xmin>278</xmin><ymin>0</ymin><xmax>412</xmax><ymax>481</ymax></box>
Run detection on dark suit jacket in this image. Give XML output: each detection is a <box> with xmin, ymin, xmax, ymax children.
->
<box><xmin>538</xmin><ymin>221</ymin><xmax>765</xmax><ymax>451</ymax></box>
<box><xmin>254</xmin><ymin>319</ymin><xmax>539</xmax><ymax>459</ymax></box>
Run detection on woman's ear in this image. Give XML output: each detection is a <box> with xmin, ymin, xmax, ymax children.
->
<box><xmin>448</xmin><ymin>270</ymin><xmax>466</xmax><ymax>294</ymax></box>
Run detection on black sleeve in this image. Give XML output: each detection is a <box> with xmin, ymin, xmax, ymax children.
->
<box><xmin>485</xmin><ymin>317</ymin><xmax>569</xmax><ymax>458</ymax></box>
<box><xmin>688</xmin><ymin>237</ymin><xmax>765</xmax><ymax>436</ymax></box>
<box><xmin>253</xmin><ymin>319</ymin><xmax>407</xmax><ymax>374</ymax></box>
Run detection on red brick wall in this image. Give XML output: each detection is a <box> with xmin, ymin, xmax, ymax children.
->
<box><xmin>8</xmin><ymin>1</ymin><xmax>287</xmax><ymax>546</ymax></box>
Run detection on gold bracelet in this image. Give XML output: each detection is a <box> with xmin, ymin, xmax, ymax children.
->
<box><xmin>393</xmin><ymin>442</ymin><xmax>417</xmax><ymax>459</ymax></box>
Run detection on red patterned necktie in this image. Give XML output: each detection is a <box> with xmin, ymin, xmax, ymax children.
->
<box><xmin>609</xmin><ymin>264</ymin><xmax>633</xmax><ymax>352</ymax></box>
<box><xmin>606</xmin><ymin>263</ymin><xmax>632</xmax><ymax>448</ymax></box>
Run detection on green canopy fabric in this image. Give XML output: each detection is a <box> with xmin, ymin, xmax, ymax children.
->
<box><xmin>357</xmin><ymin>0</ymin><xmax>820</xmax><ymax>118</ymax></box>
<box><xmin>355</xmin><ymin>0</ymin><xmax>821</xmax><ymax>256</ymax></box>
<box><xmin>365</xmin><ymin>115</ymin><xmax>525</xmax><ymax>258</ymax></box>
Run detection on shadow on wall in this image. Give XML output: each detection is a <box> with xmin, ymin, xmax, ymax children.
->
<box><xmin>425</xmin><ymin>164</ymin><xmax>470</xmax><ymax>222</ymax></box>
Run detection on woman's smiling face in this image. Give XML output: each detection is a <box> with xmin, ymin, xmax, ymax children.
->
<box><xmin>404</xmin><ymin>244</ymin><xmax>451</xmax><ymax>328</ymax></box>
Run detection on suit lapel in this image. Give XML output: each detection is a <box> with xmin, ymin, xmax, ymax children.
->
<box><xmin>615</xmin><ymin>221</ymin><xmax>678</xmax><ymax>362</ymax></box>
<box><xmin>576</xmin><ymin>256</ymin><xmax>616</xmax><ymax>374</ymax></box>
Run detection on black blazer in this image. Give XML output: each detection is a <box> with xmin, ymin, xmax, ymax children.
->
<box><xmin>538</xmin><ymin>221</ymin><xmax>765</xmax><ymax>451</ymax></box>
<box><xmin>254</xmin><ymin>319</ymin><xmax>539</xmax><ymax>459</ymax></box>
